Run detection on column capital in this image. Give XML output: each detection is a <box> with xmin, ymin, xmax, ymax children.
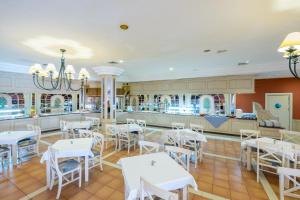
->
<box><xmin>93</xmin><ymin>66</ymin><xmax>124</xmax><ymax>76</ymax></box>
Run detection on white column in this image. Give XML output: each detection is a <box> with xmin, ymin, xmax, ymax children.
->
<box><xmin>36</xmin><ymin>93</ymin><xmax>41</xmax><ymax>115</ymax></box>
<box><xmin>71</xmin><ymin>93</ymin><xmax>78</xmax><ymax>112</ymax></box>
<box><xmin>185</xmin><ymin>94</ymin><xmax>191</xmax><ymax>107</ymax></box>
<box><xmin>93</xmin><ymin>67</ymin><xmax>124</xmax><ymax>131</ymax></box>
<box><xmin>179</xmin><ymin>94</ymin><xmax>184</xmax><ymax>108</ymax></box>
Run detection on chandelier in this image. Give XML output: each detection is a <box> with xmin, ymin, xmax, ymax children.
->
<box><xmin>278</xmin><ymin>32</ymin><xmax>300</xmax><ymax>79</ymax></box>
<box><xmin>29</xmin><ymin>49</ymin><xmax>90</xmax><ymax>91</ymax></box>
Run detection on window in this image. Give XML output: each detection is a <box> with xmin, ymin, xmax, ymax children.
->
<box><xmin>170</xmin><ymin>95</ymin><xmax>179</xmax><ymax>107</ymax></box>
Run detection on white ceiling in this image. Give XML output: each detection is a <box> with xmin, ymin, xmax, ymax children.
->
<box><xmin>0</xmin><ymin>0</ymin><xmax>299</xmax><ymax>82</ymax></box>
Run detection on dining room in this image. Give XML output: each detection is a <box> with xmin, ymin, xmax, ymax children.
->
<box><xmin>1</xmin><ymin>1</ymin><xmax>300</xmax><ymax>200</ymax></box>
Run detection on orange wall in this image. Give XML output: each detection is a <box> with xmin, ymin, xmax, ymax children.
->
<box><xmin>236</xmin><ymin>78</ymin><xmax>300</xmax><ymax>119</ymax></box>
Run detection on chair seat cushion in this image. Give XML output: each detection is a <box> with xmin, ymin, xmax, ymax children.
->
<box><xmin>18</xmin><ymin>139</ymin><xmax>37</xmax><ymax>147</ymax></box>
<box><xmin>0</xmin><ymin>146</ymin><xmax>10</xmax><ymax>153</ymax></box>
<box><xmin>59</xmin><ymin>159</ymin><xmax>80</xmax><ymax>173</ymax></box>
<box><xmin>91</xmin><ymin>149</ymin><xmax>101</xmax><ymax>157</ymax></box>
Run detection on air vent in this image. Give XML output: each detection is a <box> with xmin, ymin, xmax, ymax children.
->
<box><xmin>217</xmin><ymin>50</ymin><xmax>228</xmax><ymax>54</ymax></box>
<box><xmin>108</xmin><ymin>61</ymin><xmax>119</xmax><ymax>64</ymax></box>
<box><xmin>203</xmin><ymin>49</ymin><xmax>211</xmax><ymax>53</ymax></box>
<box><xmin>238</xmin><ymin>61</ymin><xmax>249</xmax><ymax>66</ymax></box>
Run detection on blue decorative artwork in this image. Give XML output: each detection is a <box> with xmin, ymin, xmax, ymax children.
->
<box><xmin>274</xmin><ymin>103</ymin><xmax>282</xmax><ymax>109</ymax></box>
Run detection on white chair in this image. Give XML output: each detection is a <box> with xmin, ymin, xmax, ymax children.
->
<box><xmin>171</xmin><ymin>122</ymin><xmax>185</xmax><ymax>130</ymax></box>
<box><xmin>280</xmin><ymin>130</ymin><xmax>300</xmax><ymax>144</ymax></box>
<box><xmin>89</xmin><ymin>132</ymin><xmax>104</xmax><ymax>171</ymax></box>
<box><xmin>240</xmin><ymin>129</ymin><xmax>260</xmax><ymax>164</ymax></box>
<box><xmin>26</xmin><ymin>124</ymin><xmax>35</xmax><ymax>131</ymax></box>
<box><xmin>181</xmin><ymin>133</ymin><xmax>202</xmax><ymax>168</ymax></box>
<box><xmin>85</xmin><ymin>116</ymin><xmax>100</xmax><ymax>130</ymax></box>
<box><xmin>165</xmin><ymin>145</ymin><xmax>191</xmax><ymax>171</ymax></box>
<box><xmin>127</xmin><ymin>118</ymin><xmax>136</xmax><ymax>125</ymax></box>
<box><xmin>190</xmin><ymin>123</ymin><xmax>204</xmax><ymax>134</ymax></box>
<box><xmin>78</xmin><ymin>129</ymin><xmax>94</xmax><ymax>138</ymax></box>
<box><xmin>164</xmin><ymin>131</ymin><xmax>179</xmax><ymax>147</ymax></box>
<box><xmin>0</xmin><ymin>145</ymin><xmax>11</xmax><ymax>167</ymax></box>
<box><xmin>137</xmin><ymin>120</ymin><xmax>146</xmax><ymax>133</ymax></box>
<box><xmin>105</xmin><ymin>124</ymin><xmax>118</xmax><ymax>150</ymax></box>
<box><xmin>256</xmin><ymin>140</ymin><xmax>285</xmax><ymax>182</ymax></box>
<box><xmin>17</xmin><ymin>126</ymin><xmax>41</xmax><ymax>164</ymax></box>
<box><xmin>278</xmin><ymin>167</ymin><xmax>300</xmax><ymax>200</ymax></box>
<box><xmin>139</xmin><ymin>141</ymin><xmax>160</xmax><ymax>154</ymax></box>
<box><xmin>119</xmin><ymin>128</ymin><xmax>137</xmax><ymax>154</ymax></box>
<box><xmin>48</xmin><ymin>146</ymin><xmax>82</xmax><ymax>199</ymax></box>
<box><xmin>139</xmin><ymin>177</ymin><xmax>178</xmax><ymax>200</ymax></box>
<box><xmin>59</xmin><ymin>120</ymin><xmax>68</xmax><ymax>139</ymax></box>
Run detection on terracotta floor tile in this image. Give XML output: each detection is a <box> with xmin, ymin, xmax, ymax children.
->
<box><xmin>95</xmin><ymin>186</ymin><xmax>114</xmax><ymax>199</ymax></box>
<box><xmin>231</xmin><ymin>191</ymin><xmax>251</xmax><ymax>200</ymax></box>
<box><xmin>107</xmin><ymin>190</ymin><xmax>124</xmax><ymax>200</ymax></box>
<box><xmin>212</xmin><ymin>185</ymin><xmax>230</xmax><ymax>198</ymax></box>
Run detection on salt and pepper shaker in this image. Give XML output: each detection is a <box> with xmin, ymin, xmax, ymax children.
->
<box><xmin>151</xmin><ymin>160</ymin><xmax>156</xmax><ymax>166</ymax></box>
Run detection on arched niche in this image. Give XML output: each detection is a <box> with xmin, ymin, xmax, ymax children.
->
<box><xmin>50</xmin><ymin>95</ymin><xmax>65</xmax><ymax>113</ymax></box>
<box><xmin>0</xmin><ymin>94</ymin><xmax>12</xmax><ymax>109</ymax></box>
<box><xmin>200</xmin><ymin>95</ymin><xmax>215</xmax><ymax>114</ymax></box>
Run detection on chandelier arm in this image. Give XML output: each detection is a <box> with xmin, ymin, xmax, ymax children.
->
<box><xmin>33</xmin><ymin>75</ymin><xmax>44</xmax><ymax>90</ymax></box>
<box><xmin>288</xmin><ymin>56</ymin><xmax>297</xmax><ymax>78</ymax></box>
<box><xmin>35</xmin><ymin>75</ymin><xmax>56</xmax><ymax>91</ymax></box>
<box><xmin>293</xmin><ymin>57</ymin><xmax>299</xmax><ymax>79</ymax></box>
<box><xmin>67</xmin><ymin>77</ymin><xmax>82</xmax><ymax>91</ymax></box>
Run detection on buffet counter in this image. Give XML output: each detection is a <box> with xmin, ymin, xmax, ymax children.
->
<box><xmin>0</xmin><ymin>112</ymin><xmax>100</xmax><ymax>132</ymax></box>
<box><xmin>116</xmin><ymin>111</ymin><xmax>258</xmax><ymax>136</ymax></box>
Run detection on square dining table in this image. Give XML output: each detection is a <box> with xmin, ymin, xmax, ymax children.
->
<box><xmin>40</xmin><ymin>138</ymin><xmax>93</xmax><ymax>188</ymax></box>
<box><xmin>0</xmin><ymin>130</ymin><xmax>37</xmax><ymax>165</ymax></box>
<box><xmin>118</xmin><ymin>152</ymin><xmax>198</xmax><ymax>200</ymax></box>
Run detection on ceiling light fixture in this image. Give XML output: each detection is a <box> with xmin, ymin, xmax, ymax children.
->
<box><xmin>119</xmin><ymin>60</ymin><xmax>124</xmax><ymax>63</ymax></box>
<box><xmin>169</xmin><ymin>67</ymin><xmax>174</xmax><ymax>71</ymax></box>
<box><xmin>278</xmin><ymin>32</ymin><xmax>300</xmax><ymax>79</ymax></box>
<box><xmin>120</xmin><ymin>24</ymin><xmax>129</xmax><ymax>30</ymax></box>
<box><xmin>28</xmin><ymin>49</ymin><xmax>89</xmax><ymax>91</ymax></box>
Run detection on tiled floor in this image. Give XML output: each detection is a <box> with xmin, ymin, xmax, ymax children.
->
<box><xmin>0</xmin><ymin>127</ymin><xmax>280</xmax><ymax>200</ymax></box>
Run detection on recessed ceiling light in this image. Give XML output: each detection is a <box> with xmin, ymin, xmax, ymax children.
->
<box><xmin>23</xmin><ymin>36</ymin><xmax>93</xmax><ymax>59</ymax></box>
<box><xmin>217</xmin><ymin>49</ymin><xmax>228</xmax><ymax>54</ymax></box>
<box><xmin>108</xmin><ymin>61</ymin><xmax>118</xmax><ymax>64</ymax></box>
<box><xmin>169</xmin><ymin>67</ymin><xmax>174</xmax><ymax>71</ymax></box>
<box><xmin>203</xmin><ymin>49</ymin><xmax>211</xmax><ymax>53</ymax></box>
<box><xmin>119</xmin><ymin>60</ymin><xmax>124</xmax><ymax>63</ymax></box>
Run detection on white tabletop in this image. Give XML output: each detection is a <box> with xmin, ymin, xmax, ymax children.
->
<box><xmin>65</xmin><ymin>121</ymin><xmax>92</xmax><ymax>130</ymax></box>
<box><xmin>118</xmin><ymin>152</ymin><xmax>197</xmax><ymax>200</ymax></box>
<box><xmin>0</xmin><ymin>131</ymin><xmax>37</xmax><ymax>145</ymax></box>
<box><xmin>243</xmin><ymin>137</ymin><xmax>299</xmax><ymax>159</ymax></box>
<box><xmin>163</xmin><ymin>129</ymin><xmax>207</xmax><ymax>143</ymax></box>
<box><xmin>116</xmin><ymin>124</ymin><xmax>143</xmax><ymax>133</ymax></box>
<box><xmin>40</xmin><ymin>138</ymin><xmax>93</xmax><ymax>163</ymax></box>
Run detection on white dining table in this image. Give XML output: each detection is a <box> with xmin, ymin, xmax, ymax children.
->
<box><xmin>115</xmin><ymin>124</ymin><xmax>143</xmax><ymax>134</ymax></box>
<box><xmin>40</xmin><ymin>138</ymin><xmax>94</xmax><ymax>188</ymax></box>
<box><xmin>118</xmin><ymin>152</ymin><xmax>198</xmax><ymax>200</ymax></box>
<box><xmin>0</xmin><ymin>130</ymin><xmax>37</xmax><ymax>165</ymax></box>
<box><xmin>243</xmin><ymin>137</ymin><xmax>298</xmax><ymax>171</ymax></box>
<box><xmin>64</xmin><ymin>121</ymin><xmax>92</xmax><ymax>138</ymax></box>
<box><xmin>163</xmin><ymin>129</ymin><xmax>208</xmax><ymax>143</ymax></box>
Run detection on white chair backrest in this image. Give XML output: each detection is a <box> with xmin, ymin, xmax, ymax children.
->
<box><xmin>48</xmin><ymin>146</ymin><xmax>62</xmax><ymax>176</ymax></box>
<box><xmin>165</xmin><ymin>145</ymin><xmax>191</xmax><ymax>171</ymax></box>
<box><xmin>181</xmin><ymin>133</ymin><xmax>197</xmax><ymax>149</ymax></box>
<box><xmin>27</xmin><ymin>124</ymin><xmax>34</xmax><ymax>131</ymax></box>
<box><xmin>85</xmin><ymin>117</ymin><xmax>100</xmax><ymax>127</ymax></box>
<box><xmin>140</xmin><ymin>177</ymin><xmax>178</xmax><ymax>200</ymax></box>
<box><xmin>164</xmin><ymin>131</ymin><xmax>178</xmax><ymax>146</ymax></box>
<box><xmin>257</xmin><ymin>140</ymin><xmax>284</xmax><ymax>169</ymax></box>
<box><xmin>137</xmin><ymin>120</ymin><xmax>146</xmax><ymax>128</ymax></box>
<box><xmin>277</xmin><ymin>167</ymin><xmax>300</xmax><ymax>200</ymax></box>
<box><xmin>139</xmin><ymin>141</ymin><xmax>160</xmax><ymax>154</ymax></box>
<box><xmin>240</xmin><ymin>129</ymin><xmax>260</xmax><ymax>142</ymax></box>
<box><xmin>60</xmin><ymin>120</ymin><xmax>68</xmax><ymax>131</ymax></box>
<box><xmin>171</xmin><ymin>122</ymin><xmax>185</xmax><ymax>130</ymax></box>
<box><xmin>92</xmin><ymin>132</ymin><xmax>104</xmax><ymax>155</ymax></box>
<box><xmin>127</xmin><ymin>118</ymin><xmax>136</xmax><ymax>125</ymax></box>
<box><xmin>106</xmin><ymin>124</ymin><xmax>118</xmax><ymax>136</ymax></box>
<box><xmin>190</xmin><ymin>123</ymin><xmax>204</xmax><ymax>134</ymax></box>
<box><xmin>79</xmin><ymin>129</ymin><xmax>94</xmax><ymax>138</ymax></box>
<box><xmin>280</xmin><ymin>129</ymin><xmax>300</xmax><ymax>144</ymax></box>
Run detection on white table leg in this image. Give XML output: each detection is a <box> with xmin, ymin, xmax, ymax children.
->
<box><xmin>85</xmin><ymin>155</ymin><xmax>89</xmax><ymax>182</ymax></box>
<box><xmin>46</xmin><ymin>159</ymin><xmax>51</xmax><ymax>188</ymax></box>
<box><xmin>12</xmin><ymin>144</ymin><xmax>17</xmax><ymax>166</ymax></box>
<box><xmin>284</xmin><ymin>157</ymin><xmax>290</xmax><ymax>189</ymax></box>
<box><xmin>183</xmin><ymin>185</ymin><xmax>188</xmax><ymax>200</ymax></box>
<box><xmin>247</xmin><ymin>146</ymin><xmax>251</xmax><ymax>171</ymax></box>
